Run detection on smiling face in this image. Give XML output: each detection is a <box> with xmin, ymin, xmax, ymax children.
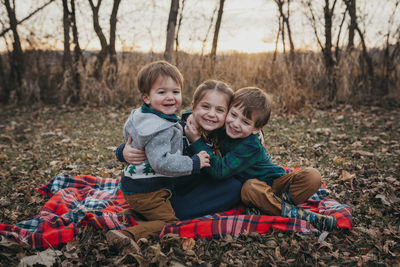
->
<box><xmin>142</xmin><ymin>75</ymin><xmax>182</xmax><ymax>115</ymax></box>
<box><xmin>191</xmin><ymin>90</ymin><xmax>230</xmax><ymax>133</ymax></box>
<box><xmin>225</xmin><ymin>106</ymin><xmax>260</xmax><ymax>139</ymax></box>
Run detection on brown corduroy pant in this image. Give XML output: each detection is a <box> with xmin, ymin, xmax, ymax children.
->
<box><xmin>241</xmin><ymin>167</ymin><xmax>322</xmax><ymax>216</ymax></box>
<box><xmin>122</xmin><ymin>189</ymin><xmax>178</xmax><ymax>241</ymax></box>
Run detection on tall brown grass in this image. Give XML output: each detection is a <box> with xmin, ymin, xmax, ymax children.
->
<box><xmin>1</xmin><ymin>49</ymin><xmax>399</xmax><ymax>111</ymax></box>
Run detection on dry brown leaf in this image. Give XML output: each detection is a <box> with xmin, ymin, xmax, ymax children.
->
<box><xmin>339</xmin><ymin>170</ymin><xmax>356</xmax><ymax>189</ymax></box>
<box><xmin>182</xmin><ymin>238</ymin><xmax>195</xmax><ymax>251</ymax></box>
<box><xmin>101</xmin><ymin>170</ymin><xmax>111</xmax><ymax>178</ymax></box>
<box><xmin>333</xmin><ymin>156</ymin><xmax>345</xmax><ymax>165</ymax></box>
<box><xmin>351</xmin><ymin>150</ymin><xmax>374</xmax><ymax>157</ymax></box>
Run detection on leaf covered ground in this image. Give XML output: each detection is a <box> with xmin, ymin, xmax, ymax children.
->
<box><xmin>0</xmin><ymin>104</ymin><xmax>399</xmax><ymax>266</ymax></box>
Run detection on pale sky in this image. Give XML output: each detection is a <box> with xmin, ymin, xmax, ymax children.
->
<box><xmin>1</xmin><ymin>0</ymin><xmax>399</xmax><ymax>53</ymax></box>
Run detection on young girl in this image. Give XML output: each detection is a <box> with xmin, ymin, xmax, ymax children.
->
<box><xmin>117</xmin><ymin>80</ymin><xmax>242</xmax><ymax>220</ymax></box>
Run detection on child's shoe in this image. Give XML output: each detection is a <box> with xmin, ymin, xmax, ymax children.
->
<box><xmin>106</xmin><ymin>229</ymin><xmax>141</xmax><ymax>253</ymax></box>
<box><xmin>281</xmin><ymin>202</ymin><xmax>337</xmax><ymax>231</ymax></box>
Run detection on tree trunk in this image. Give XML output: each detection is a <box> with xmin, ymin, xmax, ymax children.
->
<box><xmin>108</xmin><ymin>0</ymin><xmax>121</xmax><ymax>84</ymax></box>
<box><xmin>0</xmin><ymin>0</ymin><xmax>54</xmax><ymax>38</ymax></box>
<box><xmin>323</xmin><ymin>0</ymin><xmax>337</xmax><ymax>101</ymax></box>
<box><xmin>164</xmin><ymin>0</ymin><xmax>179</xmax><ymax>62</ymax></box>
<box><xmin>0</xmin><ymin>55</ymin><xmax>8</xmax><ymax>103</ymax></box>
<box><xmin>88</xmin><ymin>0</ymin><xmax>108</xmax><ymax>79</ymax></box>
<box><xmin>343</xmin><ymin>0</ymin><xmax>373</xmax><ymax>85</ymax></box>
<box><xmin>71</xmin><ymin>0</ymin><xmax>82</xmax><ymax>64</ymax></box>
<box><xmin>275</xmin><ymin>0</ymin><xmax>295</xmax><ymax>62</ymax></box>
<box><xmin>346</xmin><ymin>0</ymin><xmax>356</xmax><ymax>50</ymax></box>
<box><xmin>109</xmin><ymin>0</ymin><xmax>121</xmax><ymax>57</ymax></box>
<box><xmin>175</xmin><ymin>0</ymin><xmax>185</xmax><ymax>65</ymax></box>
<box><xmin>62</xmin><ymin>0</ymin><xmax>72</xmax><ymax>70</ymax></box>
<box><xmin>210</xmin><ymin>0</ymin><xmax>225</xmax><ymax>72</ymax></box>
<box><xmin>285</xmin><ymin>0</ymin><xmax>295</xmax><ymax>61</ymax></box>
<box><xmin>70</xmin><ymin>0</ymin><xmax>82</xmax><ymax>103</ymax></box>
<box><xmin>4</xmin><ymin>0</ymin><xmax>25</xmax><ymax>102</ymax></box>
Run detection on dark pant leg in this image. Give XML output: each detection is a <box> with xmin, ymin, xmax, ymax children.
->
<box><xmin>171</xmin><ymin>177</ymin><xmax>242</xmax><ymax>220</ymax></box>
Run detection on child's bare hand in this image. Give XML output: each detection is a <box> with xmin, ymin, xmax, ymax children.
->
<box><xmin>197</xmin><ymin>151</ymin><xmax>210</xmax><ymax>168</ymax></box>
<box><xmin>185</xmin><ymin>114</ymin><xmax>201</xmax><ymax>142</ymax></box>
<box><xmin>123</xmin><ymin>136</ymin><xmax>147</xmax><ymax>164</ymax></box>
<box><xmin>257</xmin><ymin>130</ymin><xmax>265</xmax><ymax>146</ymax></box>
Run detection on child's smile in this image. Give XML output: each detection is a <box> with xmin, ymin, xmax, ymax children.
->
<box><xmin>142</xmin><ymin>76</ymin><xmax>182</xmax><ymax>115</ymax></box>
<box><xmin>225</xmin><ymin>106</ymin><xmax>259</xmax><ymax>139</ymax></box>
<box><xmin>192</xmin><ymin>91</ymin><xmax>229</xmax><ymax>133</ymax></box>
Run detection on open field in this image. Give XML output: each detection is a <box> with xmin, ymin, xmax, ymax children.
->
<box><xmin>0</xmin><ymin>104</ymin><xmax>399</xmax><ymax>266</ymax></box>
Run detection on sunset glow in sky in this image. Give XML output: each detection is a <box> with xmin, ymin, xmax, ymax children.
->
<box><xmin>1</xmin><ymin>0</ymin><xmax>399</xmax><ymax>54</ymax></box>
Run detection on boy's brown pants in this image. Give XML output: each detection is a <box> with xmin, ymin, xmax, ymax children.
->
<box><xmin>122</xmin><ymin>189</ymin><xmax>178</xmax><ymax>241</ymax></box>
<box><xmin>241</xmin><ymin>167</ymin><xmax>322</xmax><ymax>216</ymax></box>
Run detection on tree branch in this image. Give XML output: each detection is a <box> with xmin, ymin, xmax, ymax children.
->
<box><xmin>0</xmin><ymin>0</ymin><xmax>55</xmax><ymax>38</ymax></box>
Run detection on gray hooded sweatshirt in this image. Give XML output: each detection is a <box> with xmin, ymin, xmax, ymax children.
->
<box><xmin>121</xmin><ymin>107</ymin><xmax>200</xmax><ymax>194</ymax></box>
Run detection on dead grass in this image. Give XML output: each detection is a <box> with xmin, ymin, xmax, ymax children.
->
<box><xmin>1</xmin><ymin>49</ymin><xmax>399</xmax><ymax>111</ymax></box>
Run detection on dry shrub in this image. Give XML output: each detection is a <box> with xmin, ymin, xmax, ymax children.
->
<box><xmin>1</xmin><ymin>49</ymin><xmax>399</xmax><ymax>110</ymax></box>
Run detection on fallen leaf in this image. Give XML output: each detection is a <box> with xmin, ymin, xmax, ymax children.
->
<box><xmin>375</xmin><ymin>194</ymin><xmax>391</xmax><ymax>206</ymax></box>
<box><xmin>351</xmin><ymin>150</ymin><xmax>374</xmax><ymax>157</ymax></box>
<box><xmin>318</xmin><ymin>231</ymin><xmax>329</xmax><ymax>243</ymax></box>
<box><xmin>182</xmin><ymin>238</ymin><xmax>195</xmax><ymax>251</ymax></box>
<box><xmin>339</xmin><ymin>170</ymin><xmax>356</xmax><ymax>189</ymax></box>
<box><xmin>101</xmin><ymin>170</ymin><xmax>111</xmax><ymax>178</ymax></box>
<box><xmin>19</xmin><ymin>249</ymin><xmax>62</xmax><ymax>267</ymax></box>
<box><xmin>333</xmin><ymin>157</ymin><xmax>345</xmax><ymax>165</ymax></box>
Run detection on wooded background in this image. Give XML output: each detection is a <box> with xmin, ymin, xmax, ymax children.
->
<box><xmin>1</xmin><ymin>0</ymin><xmax>399</xmax><ymax>111</ymax></box>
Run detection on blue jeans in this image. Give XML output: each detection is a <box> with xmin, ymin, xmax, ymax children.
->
<box><xmin>171</xmin><ymin>175</ymin><xmax>242</xmax><ymax>220</ymax></box>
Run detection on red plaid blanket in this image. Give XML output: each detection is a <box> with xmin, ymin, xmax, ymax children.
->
<box><xmin>161</xmin><ymin>191</ymin><xmax>352</xmax><ymax>239</ymax></box>
<box><xmin>0</xmin><ymin>174</ymin><xmax>352</xmax><ymax>250</ymax></box>
<box><xmin>0</xmin><ymin>174</ymin><xmax>136</xmax><ymax>250</ymax></box>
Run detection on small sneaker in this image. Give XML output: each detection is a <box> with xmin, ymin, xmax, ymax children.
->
<box><xmin>106</xmin><ymin>230</ymin><xmax>140</xmax><ymax>253</ymax></box>
<box><xmin>281</xmin><ymin>202</ymin><xmax>337</xmax><ymax>231</ymax></box>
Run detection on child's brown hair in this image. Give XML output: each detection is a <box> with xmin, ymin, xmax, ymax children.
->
<box><xmin>137</xmin><ymin>60</ymin><xmax>184</xmax><ymax>95</ymax></box>
<box><xmin>231</xmin><ymin>87</ymin><xmax>271</xmax><ymax>128</ymax></box>
<box><xmin>192</xmin><ymin>79</ymin><xmax>234</xmax><ymax>109</ymax></box>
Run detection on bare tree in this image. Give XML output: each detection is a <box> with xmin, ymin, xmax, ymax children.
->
<box><xmin>4</xmin><ymin>0</ymin><xmax>24</xmax><ymax>102</ymax></box>
<box><xmin>0</xmin><ymin>0</ymin><xmax>54</xmax><ymax>38</ymax></box>
<box><xmin>210</xmin><ymin>0</ymin><xmax>225</xmax><ymax>72</ymax></box>
<box><xmin>273</xmin><ymin>0</ymin><xmax>295</xmax><ymax>63</ymax></box>
<box><xmin>88</xmin><ymin>0</ymin><xmax>121</xmax><ymax>80</ymax></box>
<box><xmin>62</xmin><ymin>0</ymin><xmax>83</xmax><ymax>103</ymax></box>
<box><xmin>346</xmin><ymin>0</ymin><xmax>356</xmax><ymax>50</ymax></box>
<box><xmin>343</xmin><ymin>0</ymin><xmax>373</xmax><ymax>78</ymax></box>
<box><xmin>304</xmin><ymin>0</ymin><xmax>338</xmax><ymax>101</ymax></box>
<box><xmin>62</xmin><ymin>0</ymin><xmax>72</xmax><ymax>69</ymax></box>
<box><xmin>109</xmin><ymin>0</ymin><xmax>120</xmax><ymax>67</ymax></box>
<box><xmin>382</xmin><ymin>0</ymin><xmax>400</xmax><ymax>95</ymax></box>
<box><xmin>174</xmin><ymin>0</ymin><xmax>186</xmax><ymax>65</ymax></box>
<box><xmin>200</xmin><ymin>4</ymin><xmax>218</xmax><ymax>59</ymax></box>
<box><xmin>165</xmin><ymin>0</ymin><xmax>179</xmax><ymax>62</ymax></box>
<box><xmin>70</xmin><ymin>0</ymin><xmax>83</xmax><ymax>65</ymax></box>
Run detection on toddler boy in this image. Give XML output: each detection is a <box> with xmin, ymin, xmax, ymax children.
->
<box><xmin>116</xmin><ymin>61</ymin><xmax>210</xmax><ymax>241</ymax></box>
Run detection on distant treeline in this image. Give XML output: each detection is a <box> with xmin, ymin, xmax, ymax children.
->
<box><xmin>1</xmin><ymin>0</ymin><xmax>399</xmax><ymax>109</ymax></box>
<box><xmin>0</xmin><ymin>49</ymin><xmax>398</xmax><ymax>110</ymax></box>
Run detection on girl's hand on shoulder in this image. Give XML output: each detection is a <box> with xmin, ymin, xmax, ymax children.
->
<box><xmin>184</xmin><ymin>114</ymin><xmax>201</xmax><ymax>142</ymax></box>
<box><xmin>123</xmin><ymin>136</ymin><xmax>147</xmax><ymax>164</ymax></box>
